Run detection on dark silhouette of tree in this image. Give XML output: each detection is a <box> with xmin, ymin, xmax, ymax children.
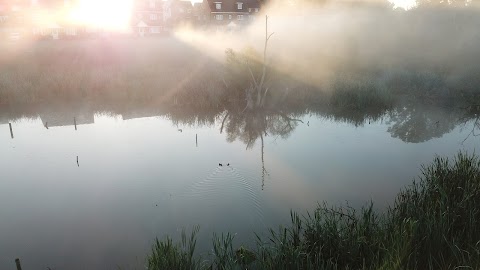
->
<box><xmin>224</xmin><ymin>16</ymin><xmax>274</xmax><ymax>111</ymax></box>
<box><xmin>221</xmin><ymin>109</ymin><xmax>302</xmax><ymax>189</ymax></box>
<box><xmin>386</xmin><ymin>103</ymin><xmax>458</xmax><ymax>143</ymax></box>
<box><xmin>222</xmin><ymin>110</ymin><xmax>302</xmax><ymax>148</ymax></box>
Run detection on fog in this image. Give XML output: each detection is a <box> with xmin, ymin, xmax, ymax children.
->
<box><xmin>2</xmin><ymin>2</ymin><xmax>480</xmax><ymax>269</ymax></box>
<box><xmin>177</xmin><ymin>0</ymin><xmax>480</xmax><ymax>92</ymax></box>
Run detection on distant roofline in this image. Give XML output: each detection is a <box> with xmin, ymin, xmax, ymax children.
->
<box><xmin>211</xmin><ymin>11</ymin><xmax>249</xmax><ymax>13</ymax></box>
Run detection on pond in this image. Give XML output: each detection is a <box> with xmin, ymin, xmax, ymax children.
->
<box><xmin>0</xmin><ymin>103</ymin><xmax>477</xmax><ymax>269</ymax></box>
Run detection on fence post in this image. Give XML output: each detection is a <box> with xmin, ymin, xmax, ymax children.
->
<box><xmin>15</xmin><ymin>258</ymin><xmax>22</xmax><ymax>270</ymax></box>
<box><xmin>9</xmin><ymin>123</ymin><xmax>13</xmax><ymax>138</ymax></box>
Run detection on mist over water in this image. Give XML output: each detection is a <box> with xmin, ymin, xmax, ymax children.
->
<box><xmin>1</xmin><ymin>0</ymin><xmax>480</xmax><ymax>269</ymax></box>
<box><xmin>177</xmin><ymin>0</ymin><xmax>480</xmax><ymax>92</ymax></box>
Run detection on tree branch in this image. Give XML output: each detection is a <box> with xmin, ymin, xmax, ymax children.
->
<box><xmin>261</xmin><ymin>86</ymin><xmax>270</xmax><ymax>107</ymax></box>
<box><xmin>220</xmin><ymin>111</ymin><xmax>230</xmax><ymax>134</ymax></box>
<box><xmin>279</xmin><ymin>112</ymin><xmax>304</xmax><ymax>124</ymax></box>
<box><xmin>267</xmin><ymin>32</ymin><xmax>275</xmax><ymax>41</ymax></box>
<box><xmin>247</xmin><ymin>63</ymin><xmax>258</xmax><ymax>89</ymax></box>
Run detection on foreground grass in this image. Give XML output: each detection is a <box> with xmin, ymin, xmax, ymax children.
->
<box><xmin>147</xmin><ymin>152</ymin><xmax>480</xmax><ymax>269</ymax></box>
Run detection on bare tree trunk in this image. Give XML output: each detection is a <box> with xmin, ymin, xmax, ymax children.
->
<box><xmin>245</xmin><ymin>85</ymin><xmax>255</xmax><ymax>111</ymax></box>
<box><xmin>256</xmin><ymin>15</ymin><xmax>274</xmax><ymax>108</ymax></box>
<box><xmin>260</xmin><ymin>133</ymin><xmax>267</xmax><ymax>190</ymax></box>
<box><xmin>261</xmin><ymin>87</ymin><xmax>269</xmax><ymax>107</ymax></box>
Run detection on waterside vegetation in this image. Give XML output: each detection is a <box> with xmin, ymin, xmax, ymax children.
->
<box><xmin>1</xmin><ymin>35</ymin><xmax>479</xmax><ymax>145</ymax></box>
<box><xmin>147</xmin><ymin>152</ymin><xmax>480</xmax><ymax>269</ymax></box>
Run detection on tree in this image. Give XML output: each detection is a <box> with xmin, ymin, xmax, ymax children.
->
<box><xmin>415</xmin><ymin>0</ymin><xmax>472</xmax><ymax>8</ymax></box>
<box><xmin>224</xmin><ymin>15</ymin><xmax>274</xmax><ymax>111</ymax></box>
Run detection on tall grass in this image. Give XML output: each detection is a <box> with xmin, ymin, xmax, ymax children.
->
<box><xmin>0</xmin><ymin>38</ymin><xmax>225</xmax><ymax>106</ymax></box>
<box><xmin>330</xmin><ymin>78</ymin><xmax>393</xmax><ymax>111</ymax></box>
<box><xmin>147</xmin><ymin>152</ymin><xmax>480</xmax><ymax>269</ymax></box>
<box><xmin>147</xmin><ymin>226</ymin><xmax>201</xmax><ymax>270</ymax></box>
<box><xmin>386</xmin><ymin>152</ymin><xmax>480</xmax><ymax>269</ymax></box>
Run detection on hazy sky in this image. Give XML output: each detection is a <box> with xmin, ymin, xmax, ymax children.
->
<box><xmin>189</xmin><ymin>0</ymin><xmax>417</xmax><ymax>9</ymax></box>
<box><xmin>389</xmin><ymin>0</ymin><xmax>417</xmax><ymax>9</ymax></box>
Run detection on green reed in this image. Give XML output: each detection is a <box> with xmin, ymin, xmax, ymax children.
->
<box><xmin>147</xmin><ymin>152</ymin><xmax>480</xmax><ymax>270</ymax></box>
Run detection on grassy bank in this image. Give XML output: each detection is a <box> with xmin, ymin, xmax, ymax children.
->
<box><xmin>1</xmin><ymin>38</ymin><xmax>478</xmax><ymax>112</ymax></box>
<box><xmin>1</xmin><ymin>38</ymin><xmax>479</xmax><ymax>144</ymax></box>
<box><xmin>0</xmin><ymin>38</ymin><xmax>225</xmax><ymax>107</ymax></box>
<box><xmin>147</xmin><ymin>152</ymin><xmax>480</xmax><ymax>269</ymax></box>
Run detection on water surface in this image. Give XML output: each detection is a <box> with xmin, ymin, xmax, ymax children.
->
<box><xmin>0</xmin><ymin>106</ymin><xmax>477</xmax><ymax>269</ymax></box>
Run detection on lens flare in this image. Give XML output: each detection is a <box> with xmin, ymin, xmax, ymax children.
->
<box><xmin>68</xmin><ymin>0</ymin><xmax>134</xmax><ymax>31</ymax></box>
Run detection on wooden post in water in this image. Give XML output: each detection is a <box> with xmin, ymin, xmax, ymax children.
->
<box><xmin>74</xmin><ymin>117</ymin><xmax>77</xmax><ymax>130</ymax></box>
<box><xmin>15</xmin><ymin>258</ymin><xmax>22</xmax><ymax>270</ymax></box>
<box><xmin>196</xmin><ymin>134</ymin><xmax>198</xmax><ymax>147</ymax></box>
<box><xmin>9</xmin><ymin>123</ymin><xmax>13</xmax><ymax>139</ymax></box>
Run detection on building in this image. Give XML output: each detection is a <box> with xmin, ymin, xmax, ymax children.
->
<box><xmin>163</xmin><ymin>0</ymin><xmax>193</xmax><ymax>29</ymax></box>
<box><xmin>193</xmin><ymin>1</ymin><xmax>209</xmax><ymax>26</ymax></box>
<box><xmin>205</xmin><ymin>0</ymin><xmax>260</xmax><ymax>26</ymax></box>
<box><xmin>0</xmin><ymin>0</ymin><xmax>26</xmax><ymax>40</ymax></box>
<box><xmin>1</xmin><ymin>0</ymin><xmax>262</xmax><ymax>40</ymax></box>
<box><xmin>131</xmin><ymin>0</ymin><xmax>164</xmax><ymax>37</ymax></box>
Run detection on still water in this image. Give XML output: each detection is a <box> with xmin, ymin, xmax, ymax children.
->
<box><xmin>0</xmin><ymin>107</ymin><xmax>477</xmax><ymax>269</ymax></box>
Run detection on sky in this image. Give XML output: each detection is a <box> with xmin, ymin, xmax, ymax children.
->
<box><xmin>190</xmin><ymin>0</ymin><xmax>418</xmax><ymax>8</ymax></box>
<box><xmin>389</xmin><ymin>0</ymin><xmax>417</xmax><ymax>9</ymax></box>
<box><xmin>2</xmin><ymin>0</ymin><xmax>419</xmax><ymax>31</ymax></box>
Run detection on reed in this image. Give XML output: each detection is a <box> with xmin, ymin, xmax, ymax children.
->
<box><xmin>146</xmin><ymin>152</ymin><xmax>480</xmax><ymax>269</ymax></box>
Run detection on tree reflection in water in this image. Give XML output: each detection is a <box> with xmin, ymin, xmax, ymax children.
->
<box><xmin>386</xmin><ymin>103</ymin><xmax>459</xmax><ymax>143</ymax></box>
<box><xmin>1</xmin><ymin>97</ymin><xmax>479</xmax><ymax>190</ymax></box>
<box><xmin>219</xmin><ymin>109</ymin><xmax>303</xmax><ymax>189</ymax></box>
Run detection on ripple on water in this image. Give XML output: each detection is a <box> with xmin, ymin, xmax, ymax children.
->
<box><xmin>180</xmin><ymin>166</ymin><xmax>266</xmax><ymax>228</ymax></box>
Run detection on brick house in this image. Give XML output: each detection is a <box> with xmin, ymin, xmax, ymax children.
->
<box><xmin>193</xmin><ymin>1</ymin><xmax>209</xmax><ymax>26</ymax></box>
<box><xmin>205</xmin><ymin>0</ymin><xmax>260</xmax><ymax>26</ymax></box>
<box><xmin>131</xmin><ymin>0</ymin><xmax>164</xmax><ymax>36</ymax></box>
<box><xmin>163</xmin><ymin>0</ymin><xmax>193</xmax><ymax>29</ymax></box>
<box><xmin>0</xmin><ymin>1</ymin><xmax>30</xmax><ymax>40</ymax></box>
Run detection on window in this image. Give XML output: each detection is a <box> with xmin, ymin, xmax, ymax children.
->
<box><xmin>215</xmin><ymin>14</ymin><xmax>223</xmax><ymax>20</ymax></box>
<box><xmin>228</xmin><ymin>14</ymin><xmax>232</xmax><ymax>19</ymax></box>
<box><xmin>237</xmin><ymin>2</ymin><xmax>243</xmax><ymax>9</ymax></box>
<box><xmin>215</xmin><ymin>3</ymin><xmax>221</xmax><ymax>9</ymax></box>
<box><xmin>248</xmin><ymin>8</ymin><xmax>251</xmax><ymax>12</ymax></box>
<box><xmin>150</xmin><ymin>13</ymin><xmax>157</xmax><ymax>20</ymax></box>
<box><xmin>149</xmin><ymin>0</ymin><xmax>155</xmax><ymax>8</ymax></box>
<box><xmin>255</xmin><ymin>8</ymin><xmax>259</xmax><ymax>12</ymax></box>
<box><xmin>66</xmin><ymin>27</ymin><xmax>76</xmax><ymax>35</ymax></box>
<box><xmin>237</xmin><ymin>14</ymin><xmax>243</xmax><ymax>20</ymax></box>
<box><xmin>150</xmin><ymin>27</ymin><xmax>161</xmax><ymax>33</ymax></box>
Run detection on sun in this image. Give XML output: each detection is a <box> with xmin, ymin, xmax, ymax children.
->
<box><xmin>68</xmin><ymin>0</ymin><xmax>134</xmax><ymax>31</ymax></box>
